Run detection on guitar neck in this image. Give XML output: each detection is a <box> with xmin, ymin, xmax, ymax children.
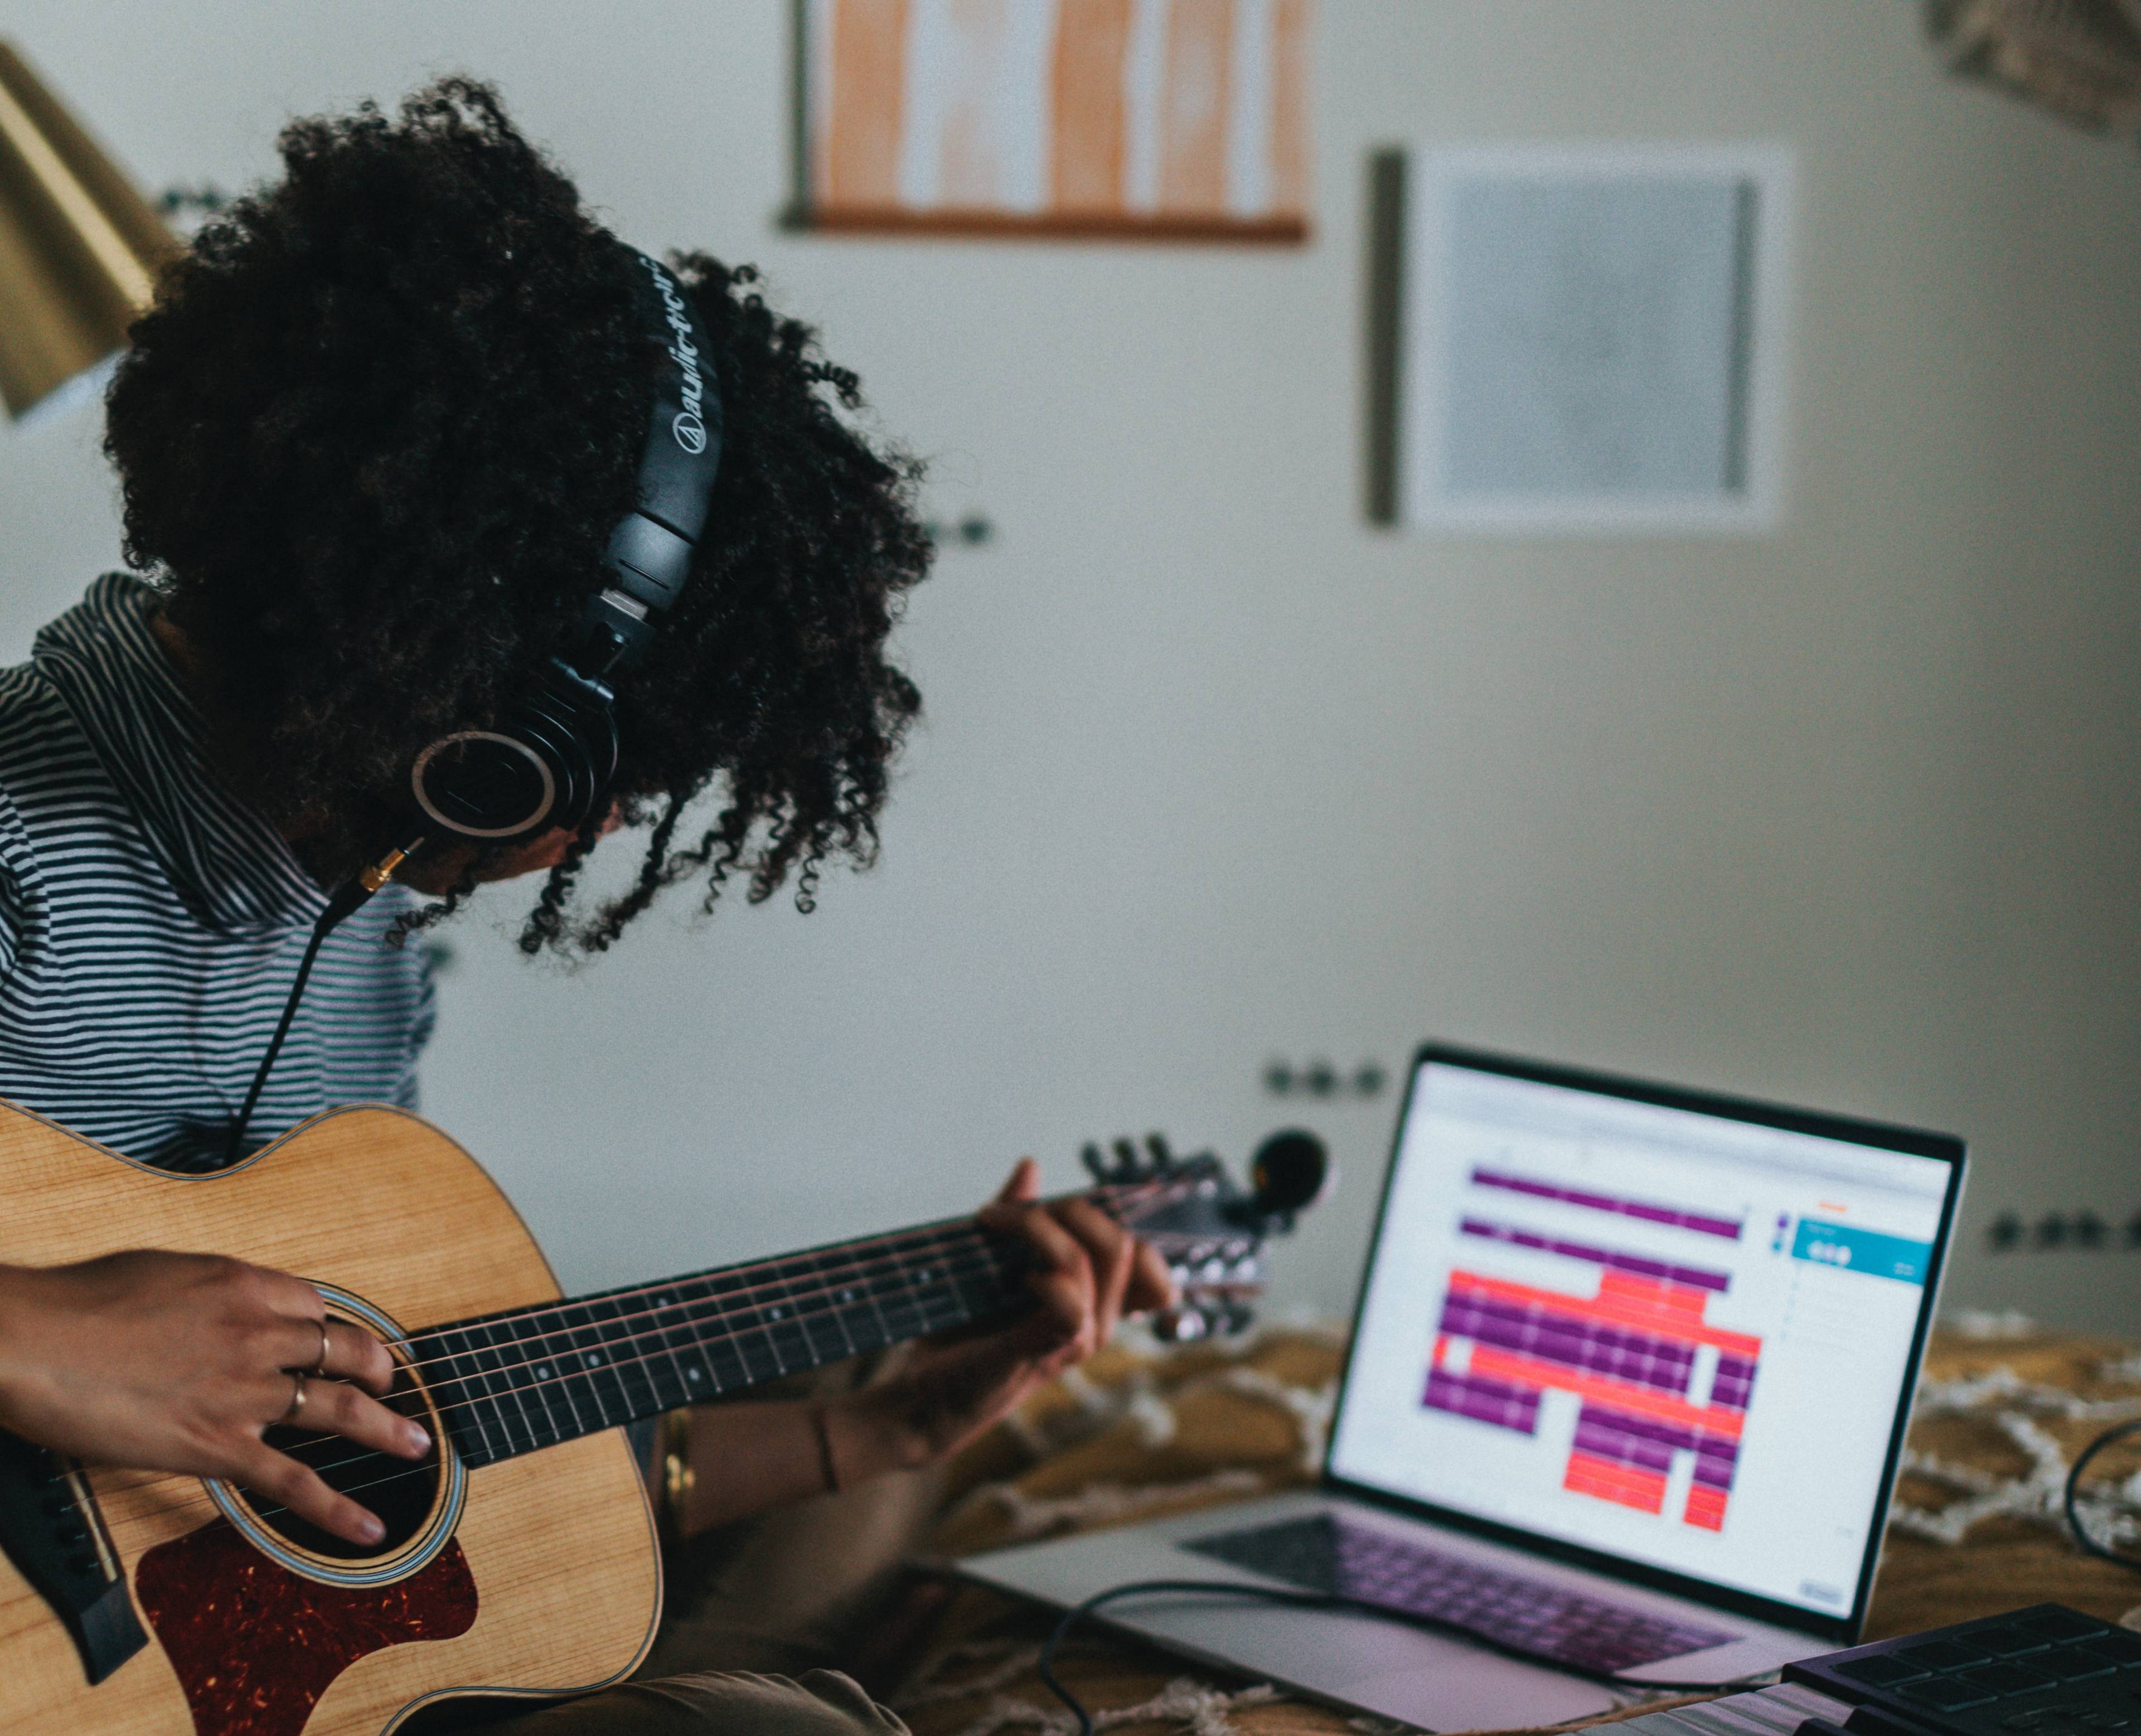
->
<box><xmin>407</xmin><ymin>1203</ymin><xmax>1070</xmax><ymax>1468</ymax></box>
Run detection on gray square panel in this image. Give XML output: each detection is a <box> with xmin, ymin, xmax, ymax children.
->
<box><xmin>1440</xmin><ymin>176</ymin><xmax>1755</xmax><ymax>501</ymax></box>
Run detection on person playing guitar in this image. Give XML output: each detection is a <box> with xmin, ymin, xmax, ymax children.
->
<box><xmin>0</xmin><ymin>79</ymin><xmax>1172</xmax><ymax>1735</ymax></box>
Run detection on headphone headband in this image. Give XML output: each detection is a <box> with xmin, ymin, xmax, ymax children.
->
<box><xmin>406</xmin><ymin>246</ymin><xmax>724</xmax><ymax>846</ymax></box>
<box><xmin>577</xmin><ymin>250</ymin><xmax>725</xmax><ymax>682</ymax></box>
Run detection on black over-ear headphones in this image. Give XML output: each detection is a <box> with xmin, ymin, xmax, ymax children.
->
<box><xmin>224</xmin><ymin>248</ymin><xmax>723</xmax><ymax>1162</ymax></box>
<box><xmin>400</xmin><ymin>246</ymin><xmax>725</xmax><ymax>855</ymax></box>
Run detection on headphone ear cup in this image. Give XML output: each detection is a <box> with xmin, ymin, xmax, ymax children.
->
<box><xmin>517</xmin><ymin>666</ymin><xmax>618</xmax><ymax>835</ymax></box>
<box><xmin>506</xmin><ymin>694</ymin><xmax>595</xmax><ymax>838</ymax></box>
<box><xmin>407</xmin><ymin>666</ymin><xmax>619</xmax><ymax>845</ymax></box>
<box><xmin>410</xmin><ymin>726</ymin><xmax>566</xmax><ymax>841</ymax></box>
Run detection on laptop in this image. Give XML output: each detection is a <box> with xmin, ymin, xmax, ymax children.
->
<box><xmin>961</xmin><ymin>1043</ymin><xmax>1966</xmax><ymax>1732</ymax></box>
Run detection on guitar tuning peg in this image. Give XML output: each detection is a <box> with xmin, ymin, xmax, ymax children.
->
<box><xmin>1144</xmin><ymin>1133</ymin><xmax>1174</xmax><ymax>1174</ymax></box>
<box><xmin>1111</xmin><ymin>1137</ymin><xmax>1140</xmax><ymax>1180</ymax></box>
<box><xmin>1081</xmin><ymin>1142</ymin><xmax>1108</xmax><ymax>1182</ymax></box>
<box><xmin>1220</xmin><ymin>1302</ymin><xmax>1256</xmax><ymax>1336</ymax></box>
<box><xmin>1152</xmin><ymin>1306</ymin><xmax>1210</xmax><ymax>1343</ymax></box>
<box><xmin>1233</xmin><ymin>1129</ymin><xmax>1329</xmax><ymax>1230</ymax></box>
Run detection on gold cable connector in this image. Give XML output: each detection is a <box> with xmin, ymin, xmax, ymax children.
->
<box><xmin>358</xmin><ymin>835</ymin><xmax>427</xmax><ymax>893</ymax></box>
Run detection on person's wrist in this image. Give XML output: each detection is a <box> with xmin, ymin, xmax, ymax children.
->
<box><xmin>0</xmin><ymin>1264</ymin><xmax>55</xmax><ymax>1430</ymax></box>
<box><xmin>822</xmin><ymin>1386</ymin><xmax>932</xmax><ymax>1482</ymax></box>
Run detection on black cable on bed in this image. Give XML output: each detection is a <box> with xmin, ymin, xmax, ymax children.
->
<box><xmin>2064</xmin><ymin>1418</ymin><xmax>2141</xmax><ymax>1572</ymax></box>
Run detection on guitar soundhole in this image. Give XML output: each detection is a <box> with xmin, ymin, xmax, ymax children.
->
<box><xmin>241</xmin><ymin>1361</ymin><xmax>444</xmax><ymax>1561</ymax></box>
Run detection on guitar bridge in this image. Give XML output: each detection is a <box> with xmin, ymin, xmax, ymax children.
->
<box><xmin>0</xmin><ymin>1427</ymin><xmax>147</xmax><ymax>1684</ymax></box>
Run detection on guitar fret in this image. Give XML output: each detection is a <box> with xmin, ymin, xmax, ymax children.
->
<box><xmin>829</xmin><ymin>1259</ymin><xmax>894</xmax><ymax>1357</ymax></box>
<box><xmin>915</xmin><ymin>1228</ymin><xmax>980</xmax><ymax>1334</ymax></box>
<box><xmin>509</xmin><ymin>1311</ymin><xmax>588</xmax><ymax>1439</ymax></box>
<box><xmin>640</xmin><ymin>1286</ymin><xmax>701</xmax><ymax>1408</ymax></box>
<box><xmin>554</xmin><ymin>1301</ymin><xmax>630</xmax><ymax>1428</ymax></box>
<box><xmin>468</xmin><ymin>1320</ymin><xmax>544</xmax><ymax>1457</ymax></box>
<box><xmin>765</xmin><ymin>1257</ymin><xmax>816</xmax><ymax>1373</ymax></box>
<box><xmin>815</xmin><ymin>1248</ymin><xmax>862</xmax><ymax>1363</ymax></box>
<box><xmin>932</xmin><ymin>1227</ymin><xmax>989</xmax><ymax>1326</ymax></box>
<box><xmin>709</xmin><ymin>1265</ymin><xmax>784</xmax><ymax>1385</ymax></box>
<box><xmin>498</xmin><ymin>1311</ymin><xmax>571</xmax><ymax>1446</ymax></box>
<box><xmin>694</xmin><ymin>1277</ymin><xmax>755</xmax><ymax>1393</ymax></box>
<box><xmin>879</xmin><ymin>1236</ymin><xmax>934</xmax><ymax>1342</ymax></box>
<box><xmin>888</xmin><ymin>1232</ymin><xmax>947</xmax><ymax>1339</ymax></box>
<box><xmin>753</xmin><ymin>1262</ymin><xmax>798</xmax><ymax>1378</ymax></box>
<box><xmin>493</xmin><ymin>1318</ymin><xmax>556</xmax><ymax>1454</ymax></box>
<box><xmin>590</xmin><ymin>1292</ymin><xmax>666</xmax><ymax>1419</ymax></box>
<box><xmin>773</xmin><ymin>1256</ymin><xmax>821</xmax><ymax>1365</ymax></box>
<box><xmin>420</xmin><ymin>1327</ymin><xmax>506</xmax><ymax>1465</ymax></box>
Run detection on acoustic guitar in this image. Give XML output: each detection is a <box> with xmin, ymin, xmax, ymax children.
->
<box><xmin>0</xmin><ymin>1100</ymin><xmax>1322</xmax><ymax>1735</ymax></box>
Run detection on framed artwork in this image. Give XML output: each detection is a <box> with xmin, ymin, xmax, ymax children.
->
<box><xmin>795</xmin><ymin>0</ymin><xmax>1310</xmax><ymax>242</ymax></box>
<box><xmin>1368</xmin><ymin>143</ymin><xmax>1795</xmax><ymax>534</ymax></box>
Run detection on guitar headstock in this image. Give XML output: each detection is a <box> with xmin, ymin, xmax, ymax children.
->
<box><xmin>1084</xmin><ymin>1129</ymin><xmax>1329</xmax><ymax>1342</ymax></box>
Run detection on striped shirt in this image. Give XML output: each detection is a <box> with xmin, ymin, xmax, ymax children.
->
<box><xmin>0</xmin><ymin>574</ymin><xmax>434</xmax><ymax>1170</ymax></box>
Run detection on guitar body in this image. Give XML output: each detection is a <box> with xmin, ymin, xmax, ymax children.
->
<box><xmin>0</xmin><ymin>1102</ymin><xmax>660</xmax><ymax>1736</ymax></box>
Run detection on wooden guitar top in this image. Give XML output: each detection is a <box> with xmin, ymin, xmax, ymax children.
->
<box><xmin>0</xmin><ymin>1101</ymin><xmax>661</xmax><ymax>1735</ymax></box>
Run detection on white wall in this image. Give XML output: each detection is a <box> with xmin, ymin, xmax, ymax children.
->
<box><xmin>4</xmin><ymin>2</ymin><xmax>2139</xmax><ymax>1330</ymax></box>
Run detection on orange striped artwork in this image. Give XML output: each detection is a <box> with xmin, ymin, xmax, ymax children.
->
<box><xmin>1156</xmin><ymin>0</ymin><xmax>1231</xmax><ymax>214</ymax></box>
<box><xmin>1051</xmin><ymin>0</ymin><xmax>1132</xmax><ymax>211</ymax></box>
<box><xmin>821</xmin><ymin>0</ymin><xmax>910</xmax><ymax>208</ymax></box>
<box><xmin>1268</xmin><ymin>0</ymin><xmax>1307</xmax><ymax>214</ymax></box>
<box><xmin>802</xmin><ymin>0</ymin><xmax>1310</xmax><ymax>241</ymax></box>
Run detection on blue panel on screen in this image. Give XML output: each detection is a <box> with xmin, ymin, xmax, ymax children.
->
<box><xmin>1790</xmin><ymin>1219</ymin><xmax>1931</xmax><ymax>1286</ymax></box>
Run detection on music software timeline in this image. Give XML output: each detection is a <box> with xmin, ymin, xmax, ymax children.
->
<box><xmin>1329</xmin><ymin>1068</ymin><xmax>1949</xmax><ymax>1619</ymax></box>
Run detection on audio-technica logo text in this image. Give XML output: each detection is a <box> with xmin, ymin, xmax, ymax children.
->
<box><xmin>642</xmin><ymin>255</ymin><xmax>709</xmax><ymax>455</ymax></box>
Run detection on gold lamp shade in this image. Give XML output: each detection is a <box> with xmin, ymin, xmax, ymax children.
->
<box><xmin>0</xmin><ymin>39</ymin><xmax>182</xmax><ymax>422</ymax></box>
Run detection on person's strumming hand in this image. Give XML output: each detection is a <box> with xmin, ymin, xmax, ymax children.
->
<box><xmin>0</xmin><ymin>1250</ymin><xmax>432</xmax><ymax>1547</ymax></box>
<box><xmin>820</xmin><ymin>1160</ymin><xmax>1176</xmax><ymax>1482</ymax></box>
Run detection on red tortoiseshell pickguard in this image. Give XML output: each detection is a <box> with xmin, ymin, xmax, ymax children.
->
<box><xmin>134</xmin><ymin>1519</ymin><xmax>478</xmax><ymax>1736</ymax></box>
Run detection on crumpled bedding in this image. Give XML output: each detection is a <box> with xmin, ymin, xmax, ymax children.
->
<box><xmin>873</xmin><ymin>1325</ymin><xmax>2141</xmax><ymax>1736</ymax></box>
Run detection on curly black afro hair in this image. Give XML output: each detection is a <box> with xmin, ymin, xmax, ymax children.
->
<box><xmin>105</xmin><ymin>77</ymin><xmax>929</xmax><ymax>954</ymax></box>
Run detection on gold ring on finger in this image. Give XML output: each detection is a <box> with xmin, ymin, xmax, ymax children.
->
<box><xmin>312</xmin><ymin>1320</ymin><xmax>331</xmax><ymax>1374</ymax></box>
<box><xmin>280</xmin><ymin>1369</ymin><xmax>307</xmax><ymax>1424</ymax></box>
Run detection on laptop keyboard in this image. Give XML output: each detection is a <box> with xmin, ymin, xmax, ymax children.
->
<box><xmin>1184</xmin><ymin>1514</ymin><xmax>1737</xmax><ymax>1675</ymax></box>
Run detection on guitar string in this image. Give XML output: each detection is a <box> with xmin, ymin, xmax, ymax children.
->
<box><xmin>52</xmin><ymin>1175</ymin><xmax>1186</xmax><ymax>1491</ymax></box>
<box><xmin>261</xmin><ymin>1207</ymin><xmax>1233</xmax><ymax>1501</ymax></box>
<box><xmin>96</xmin><ymin>1265</ymin><xmax>1258</xmax><ymax>1550</ymax></box>
<box><xmin>260</xmin><ymin>1204</ymin><xmax>1244</xmax><ymax>1506</ymax></box>
<box><xmin>75</xmin><ymin>1220</ymin><xmax>1014</xmax><ymax>1509</ymax></box>
<box><xmin>81</xmin><ymin>1200</ymin><xmax>1238</xmax><ymax>1522</ymax></box>
<box><xmin>69</xmin><ymin>1186</ymin><xmax>1209</xmax><ymax>1509</ymax></box>
<box><xmin>66</xmin><ymin>1174</ymin><xmax>1204</xmax><ymax>1510</ymax></box>
<box><xmin>350</xmin><ymin>1176</ymin><xmax>1171</xmax><ymax>1386</ymax></box>
<box><xmin>83</xmin><ymin>1233</ymin><xmax>1019</xmax><ymax>1536</ymax></box>
<box><xmin>92</xmin><ymin>1215</ymin><xmax>1254</xmax><ymax>1539</ymax></box>
<box><xmin>90</xmin><ymin>1215</ymin><xmax>1213</xmax><ymax>1542</ymax></box>
<box><xmin>265</xmin><ymin>1226</ymin><xmax>1022</xmax><ymax>1493</ymax></box>
<box><xmin>242</xmin><ymin>1244</ymin><xmax>1033</xmax><ymax>1521</ymax></box>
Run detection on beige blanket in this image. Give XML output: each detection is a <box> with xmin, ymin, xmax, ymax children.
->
<box><xmin>874</xmin><ymin>1326</ymin><xmax>2141</xmax><ymax>1736</ymax></box>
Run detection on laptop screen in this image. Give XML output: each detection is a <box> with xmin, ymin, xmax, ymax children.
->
<box><xmin>1326</xmin><ymin>1050</ymin><xmax>1963</xmax><ymax>1630</ymax></box>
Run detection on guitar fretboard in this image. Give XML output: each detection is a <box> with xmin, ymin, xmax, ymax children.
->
<box><xmin>408</xmin><ymin>1214</ymin><xmax>1039</xmax><ymax>1468</ymax></box>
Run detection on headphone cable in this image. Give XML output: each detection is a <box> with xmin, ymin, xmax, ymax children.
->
<box><xmin>2063</xmin><ymin>1417</ymin><xmax>2141</xmax><ymax>1572</ymax></box>
<box><xmin>221</xmin><ymin>838</ymin><xmax>424</xmax><ymax>1166</ymax></box>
